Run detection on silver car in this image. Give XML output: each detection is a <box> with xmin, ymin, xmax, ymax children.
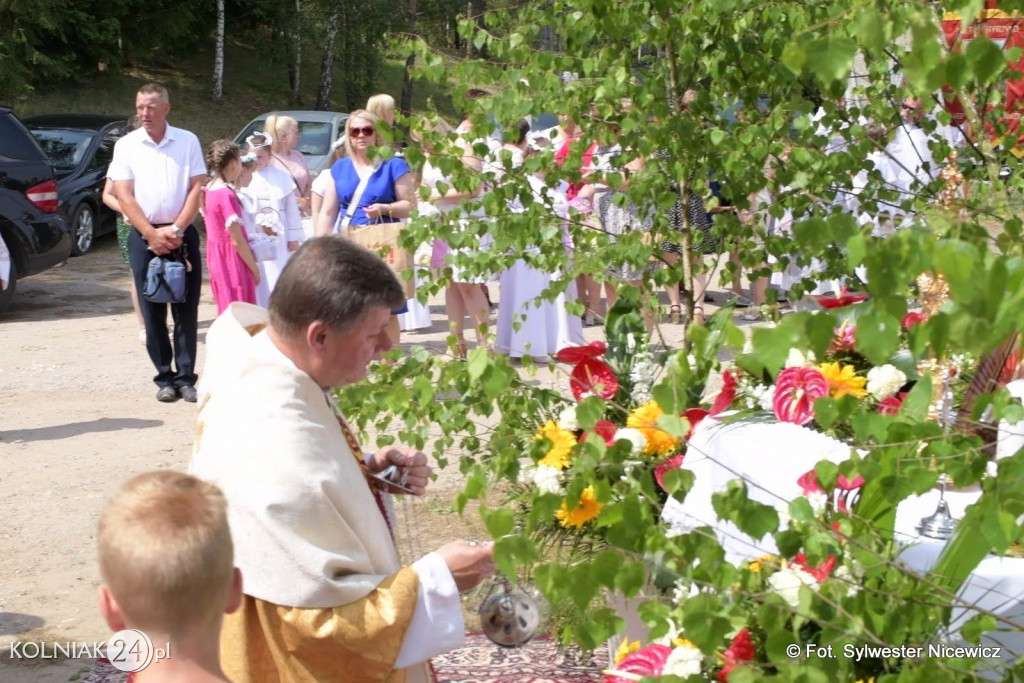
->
<box><xmin>233</xmin><ymin>110</ymin><xmax>348</xmax><ymax>175</ymax></box>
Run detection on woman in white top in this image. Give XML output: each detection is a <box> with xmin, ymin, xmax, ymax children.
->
<box><xmin>239</xmin><ymin>132</ymin><xmax>303</xmax><ymax>307</ymax></box>
<box><xmin>416</xmin><ymin>120</ymin><xmax>489</xmax><ymax>357</ymax></box>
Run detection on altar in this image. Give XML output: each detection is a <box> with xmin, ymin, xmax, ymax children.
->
<box><xmin>658</xmin><ymin>416</ymin><xmax>1024</xmax><ymax>677</ymax></box>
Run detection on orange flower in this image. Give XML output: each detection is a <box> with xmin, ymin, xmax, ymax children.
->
<box><xmin>556</xmin><ymin>485</ymin><xmax>604</xmax><ymax>528</ymax></box>
<box><xmin>626</xmin><ymin>401</ymin><xmax>680</xmax><ymax>457</ymax></box>
<box><xmin>818</xmin><ymin>362</ymin><xmax>868</xmax><ymax>399</ymax></box>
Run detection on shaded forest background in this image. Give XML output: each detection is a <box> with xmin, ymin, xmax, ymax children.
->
<box><xmin>0</xmin><ymin>0</ymin><xmax>484</xmax><ymax>133</ymax></box>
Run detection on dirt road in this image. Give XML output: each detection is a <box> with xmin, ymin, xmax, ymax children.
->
<box><xmin>0</xmin><ymin>235</ymin><xmax>490</xmax><ymax>682</ymax></box>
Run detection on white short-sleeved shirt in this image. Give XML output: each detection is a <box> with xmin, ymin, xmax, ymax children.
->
<box><xmin>108</xmin><ymin>125</ymin><xmax>207</xmax><ymax>225</ymax></box>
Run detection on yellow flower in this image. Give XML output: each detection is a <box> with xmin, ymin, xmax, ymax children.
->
<box><xmin>818</xmin><ymin>362</ymin><xmax>868</xmax><ymax>399</ymax></box>
<box><xmin>748</xmin><ymin>554</ymin><xmax>775</xmax><ymax>573</ymax></box>
<box><xmin>626</xmin><ymin>401</ymin><xmax>680</xmax><ymax>457</ymax></box>
<box><xmin>534</xmin><ymin>420</ymin><xmax>576</xmax><ymax>470</ymax></box>
<box><xmin>556</xmin><ymin>485</ymin><xmax>604</xmax><ymax>528</ymax></box>
<box><xmin>672</xmin><ymin>637</ymin><xmax>697</xmax><ymax>649</ymax></box>
<box><xmin>615</xmin><ymin>638</ymin><xmax>641</xmax><ymax>664</ymax></box>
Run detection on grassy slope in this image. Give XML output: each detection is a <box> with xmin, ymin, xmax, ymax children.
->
<box><xmin>9</xmin><ymin>38</ymin><xmax>453</xmax><ymax>148</ymax></box>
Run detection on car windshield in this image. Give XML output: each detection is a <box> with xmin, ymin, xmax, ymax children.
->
<box><xmin>236</xmin><ymin>120</ymin><xmax>334</xmax><ymax>158</ymax></box>
<box><xmin>28</xmin><ymin>128</ymin><xmax>97</xmax><ymax>176</ymax></box>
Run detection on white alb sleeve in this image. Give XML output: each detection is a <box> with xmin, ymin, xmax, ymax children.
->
<box><xmin>393</xmin><ymin>551</ymin><xmax>465</xmax><ymax>668</ymax></box>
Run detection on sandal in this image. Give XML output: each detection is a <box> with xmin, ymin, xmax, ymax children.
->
<box><xmin>668</xmin><ymin>304</ymin><xmax>682</xmax><ymax>324</ymax></box>
<box><xmin>691</xmin><ymin>306</ymin><xmax>706</xmax><ymax>326</ymax></box>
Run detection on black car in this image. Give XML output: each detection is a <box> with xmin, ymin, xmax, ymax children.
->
<box><xmin>0</xmin><ymin>108</ymin><xmax>73</xmax><ymax>314</ymax></box>
<box><xmin>23</xmin><ymin>114</ymin><xmax>130</xmax><ymax>255</ymax></box>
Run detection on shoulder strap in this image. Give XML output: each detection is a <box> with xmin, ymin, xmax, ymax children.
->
<box><xmin>339</xmin><ymin>167</ymin><xmax>374</xmax><ymax>233</ymax></box>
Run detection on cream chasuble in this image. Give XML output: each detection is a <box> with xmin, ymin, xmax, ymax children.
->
<box><xmin>191</xmin><ymin>303</ymin><xmax>433</xmax><ymax>683</ymax></box>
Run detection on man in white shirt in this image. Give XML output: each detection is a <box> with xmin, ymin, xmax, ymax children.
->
<box><xmin>108</xmin><ymin>83</ymin><xmax>206</xmax><ymax>403</ymax></box>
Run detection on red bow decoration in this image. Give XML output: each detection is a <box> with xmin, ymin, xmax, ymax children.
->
<box><xmin>814</xmin><ymin>288</ymin><xmax>868</xmax><ymax>310</ymax></box>
<box><xmin>555</xmin><ymin>342</ymin><xmax>619</xmax><ymax>400</ymax></box>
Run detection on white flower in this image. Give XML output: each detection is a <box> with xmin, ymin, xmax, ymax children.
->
<box><xmin>785</xmin><ymin>348</ymin><xmax>816</xmax><ymax>368</ymax></box>
<box><xmin>663</xmin><ymin>641</ymin><xmax>704</xmax><ymax>678</ymax></box>
<box><xmin>531</xmin><ymin>465</ymin><xmax>564</xmax><ymax>495</ymax></box>
<box><xmin>752</xmin><ymin>384</ymin><xmax>776</xmax><ymax>411</ymax></box>
<box><xmin>866</xmin><ymin>364</ymin><xmax>907</xmax><ymax>400</ymax></box>
<box><xmin>832</xmin><ymin>564</ymin><xmax>860</xmax><ymax>597</ymax></box>
<box><xmin>808</xmin><ymin>491</ymin><xmax>828</xmax><ymax>516</ymax></box>
<box><xmin>613</xmin><ymin>428</ymin><xmax>646</xmax><ymax>456</ymax></box>
<box><xmin>768</xmin><ymin>565</ymin><xmax>819</xmax><ymax>607</ymax></box>
<box><xmin>557</xmin><ymin>405</ymin><xmax>579</xmax><ymax>431</ymax></box>
<box><xmin>775</xmin><ymin>503</ymin><xmax>791</xmax><ymax>529</ymax></box>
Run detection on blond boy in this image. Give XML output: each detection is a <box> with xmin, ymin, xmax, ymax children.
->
<box><xmin>97</xmin><ymin>471</ymin><xmax>242</xmax><ymax>682</ymax></box>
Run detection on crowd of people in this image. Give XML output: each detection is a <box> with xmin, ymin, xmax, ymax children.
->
<box><xmin>92</xmin><ymin>79</ymin><xmax>966</xmax><ymax>681</ymax></box>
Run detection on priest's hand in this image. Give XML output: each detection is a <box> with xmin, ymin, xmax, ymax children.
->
<box><xmin>369</xmin><ymin>446</ymin><xmax>432</xmax><ymax>495</ymax></box>
<box><xmin>436</xmin><ymin>540</ymin><xmax>496</xmax><ymax>592</ymax></box>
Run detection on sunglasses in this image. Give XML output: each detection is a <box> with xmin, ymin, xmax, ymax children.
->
<box><xmin>349</xmin><ymin>126</ymin><xmax>376</xmax><ymax>138</ymax></box>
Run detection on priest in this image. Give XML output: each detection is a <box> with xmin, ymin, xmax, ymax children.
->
<box><xmin>191</xmin><ymin>237</ymin><xmax>494</xmax><ymax>682</ymax></box>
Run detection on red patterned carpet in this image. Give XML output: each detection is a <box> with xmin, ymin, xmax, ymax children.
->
<box><xmin>433</xmin><ymin>633</ymin><xmax>606</xmax><ymax>682</ymax></box>
<box><xmin>79</xmin><ymin>635</ymin><xmax>606</xmax><ymax>682</ymax></box>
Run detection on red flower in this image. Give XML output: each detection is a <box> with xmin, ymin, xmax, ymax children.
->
<box><xmin>555</xmin><ymin>340</ymin><xmax>607</xmax><ymax>364</ymax></box>
<box><xmin>655</xmin><ymin>453</ymin><xmax>686</xmax><ymax>491</ymax></box>
<box><xmin>710</xmin><ymin>370</ymin><xmax>738</xmax><ymax>416</ymax></box>
<box><xmin>792</xmin><ymin>553</ymin><xmax>837</xmax><ymax>582</ymax></box>
<box><xmin>797</xmin><ymin>469</ymin><xmax>824</xmax><ymax>494</ymax></box>
<box><xmin>829</xmin><ymin>323</ymin><xmax>857</xmax><ymax>354</ymax></box>
<box><xmin>604</xmin><ymin>644</ymin><xmax>672</xmax><ymax>683</ymax></box>
<box><xmin>877</xmin><ymin>391</ymin><xmax>907</xmax><ymax>415</ymax></box>
<box><xmin>580</xmin><ymin>420</ymin><xmax>618</xmax><ymax>446</ymax></box>
<box><xmin>682</xmin><ymin>408</ymin><xmax>710</xmax><ymax>439</ymax></box>
<box><xmin>717</xmin><ymin>628</ymin><xmax>755</xmax><ymax>682</ymax></box>
<box><xmin>901</xmin><ymin>311</ymin><xmax>928</xmax><ymax>329</ymax></box>
<box><xmin>814</xmin><ymin>289</ymin><xmax>868</xmax><ymax>309</ymax></box>
<box><xmin>836</xmin><ymin>474</ymin><xmax>864</xmax><ymax>490</ymax></box>
<box><xmin>772</xmin><ymin>367</ymin><xmax>828</xmax><ymax>425</ymax></box>
<box><xmin>568</xmin><ymin>358</ymin><xmax>619</xmax><ymax>400</ymax></box>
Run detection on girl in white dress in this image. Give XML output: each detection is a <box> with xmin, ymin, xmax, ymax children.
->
<box><xmin>240</xmin><ymin>133</ymin><xmax>303</xmax><ymax>307</ymax></box>
<box><xmin>492</xmin><ymin>121</ymin><xmax>584</xmax><ymax>360</ymax></box>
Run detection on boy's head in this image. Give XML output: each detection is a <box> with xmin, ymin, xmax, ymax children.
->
<box><xmin>97</xmin><ymin>471</ymin><xmax>241</xmax><ymax>641</ymax></box>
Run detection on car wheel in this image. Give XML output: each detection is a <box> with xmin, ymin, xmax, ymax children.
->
<box><xmin>69</xmin><ymin>202</ymin><xmax>95</xmax><ymax>256</ymax></box>
<box><xmin>0</xmin><ymin>264</ymin><xmax>17</xmax><ymax>316</ymax></box>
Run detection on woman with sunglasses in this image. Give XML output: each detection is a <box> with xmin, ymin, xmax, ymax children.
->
<box><xmin>315</xmin><ymin>110</ymin><xmax>416</xmax><ymax>343</ymax></box>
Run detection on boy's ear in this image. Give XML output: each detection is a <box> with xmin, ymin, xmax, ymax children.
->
<box><xmin>98</xmin><ymin>586</ymin><xmax>127</xmax><ymax>632</ymax></box>
<box><xmin>225</xmin><ymin>568</ymin><xmax>244</xmax><ymax>615</ymax></box>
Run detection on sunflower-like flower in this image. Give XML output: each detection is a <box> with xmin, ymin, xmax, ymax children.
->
<box><xmin>614</xmin><ymin>638</ymin><xmax>641</xmax><ymax>665</ymax></box>
<box><xmin>556</xmin><ymin>485</ymin><xmax>604</xmax><ymax>528</ymax></box>
<box><xmin>535</xmin><ymin>420</ymin><xmax>576</xmax><ymax>470</ymax></box>
<box><xmin>817</xmin><ymin>362</ymin><xmax>868</xmax><ymax>399</ymax></box>
<box><xmin>626</xmin><ymin>401</ymin><xmax>680</xmax><ymax>457</ymax></box>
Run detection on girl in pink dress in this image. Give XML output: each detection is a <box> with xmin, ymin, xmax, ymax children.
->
<box><xmin>203</xmin><ymin>140</ymin><xmax>260</xmax><ymax>314</ymax></box>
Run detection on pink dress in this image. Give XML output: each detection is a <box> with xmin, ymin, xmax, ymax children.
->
<box><xmin>270</xmin><ymin>150</ymin><xmax>311</xmax><ymax>214</ymax></box>
<box><xmin>204</xmin><ymin>184</ymin><xmax>257</xmax><ymax>314</ymax></box>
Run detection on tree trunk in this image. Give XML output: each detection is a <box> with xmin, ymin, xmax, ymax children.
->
<box><xmin>290</xmin><ymin>0</ymin><xmax>302</xmax><ymax>105</ymax></box>
<box><xmin>315</xmin><ymin>4</ymin><xmax>341</xmax><ymax>110</ymax></box>
<box><xmin>400</xmin><ymin>0</ymin><xmax>417</xmax><ymax>117</ymax></box>
<box><xmin>212</xmin><ymin>0</ymin><xmax>225</xmax><ymax>102</ymax></box>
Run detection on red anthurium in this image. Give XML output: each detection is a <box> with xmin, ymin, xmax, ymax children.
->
<box><xmin>682</xmin><ymin>407</ymin><xmax>710</xmax><ymax>439</ymax></box>
<box><xmin>580</xmin><ymin>419</ymin><xmax>619</xmax><ymax>446</ymax></box>
<box><xmin>814</xmin><ymin>288</ymin><xmax>869</xmax><ymax>309</ymax></box>
<box><xmin>797</xmin><ymin>469</ymin><xmax>824</xmax><ymax>495</ymax></box>
<box><xmin>717</xmin><ymin>628</ymin><xmax>755</xmax><ymax>682</ymax></box>
<box><xmin>877</xmin><ymin>391</ymin><xmax>907</xmax><ymax>416</ymax></box>
<box><xmin>836</xmin><ymin>474</ymin><xmax>864</xmax><ymax>490</ymax></box>
<box><xmin>569</xmin><ymin>357</ymin><xmax>619</xmax><ymax>400</ymax></box>
<box><xmin>604</xmin><ymin>644</ymin><xmax>671</xmax><ymax>683</ymax></box>
<box><xmin>901</xmin><ymin>311</ymin><xmax>928</xmax><ymax>329</ymax></box>
<box><xmin>554</xmin><ymin>340</ymin><xmax>607</xmax><ymax>364</ymax></box>
<box><xmin>655</xmin><ymin>453</ymin><xmax>686</xmax><ymax>491</ymax></box>
<box><xmin>792</xmin><ymin>553</ymin><xmax>837</xmax><ymax>583</ymax></box>
<box><xmin>1000</xmin><ymin>352</ymin><xmax>1021</xmax><ymax>386</ymax></box>
<box><xmin>710</xmin><ymin>370</ymin><xmax>738</xmax><ymax>416</ymax></box>
<box><xmin>772</xmin><ymin>367</ymin><xmax>829</xmax><ymax>425</ymax></box>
